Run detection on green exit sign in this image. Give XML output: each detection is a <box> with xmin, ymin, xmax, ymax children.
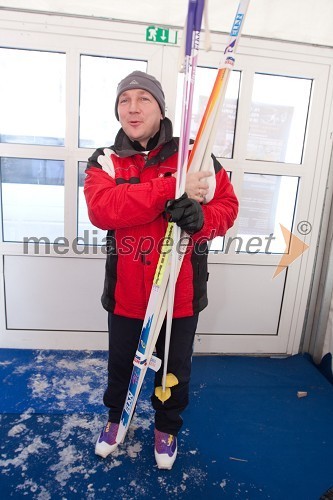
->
<box><xmin>146</xmin><ymin>26</ymin><xmax>178</xmax><ymax>45</ymax></box>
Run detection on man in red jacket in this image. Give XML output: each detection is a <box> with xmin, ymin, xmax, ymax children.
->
<box><xmin>84</xmin><ymin>71</ymin><xmax>238</xmax><ymax>469</ymax></box>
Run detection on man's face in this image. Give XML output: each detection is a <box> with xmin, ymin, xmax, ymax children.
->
<box><xmin>117</xmin><ymin>88</ymin><xmax>163</xmax><ymax>148</ymax></box>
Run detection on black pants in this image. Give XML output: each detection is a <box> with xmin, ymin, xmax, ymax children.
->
<box><xmin>103</xmin><ymin>312</ymin><xmax>198</xmax><ymax>436</ymax></box>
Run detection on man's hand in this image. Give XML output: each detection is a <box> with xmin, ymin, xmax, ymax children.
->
<box><xmin>166</xmin><ymin>193</ymin><xmax>204</xmax><ymax>234</ymax></box>
<box><xmin>185</xmin><ymin>171</ymin><xmax>212</xmax><ymax>202</ymax></box>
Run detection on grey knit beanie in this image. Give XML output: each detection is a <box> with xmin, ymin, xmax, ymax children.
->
<box><xmin>115</xmin><ymin>71</ymin><xmax>165</xmax><ymax>120</ymax></box>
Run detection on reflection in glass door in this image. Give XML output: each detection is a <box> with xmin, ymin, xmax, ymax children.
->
<box><xmin>247</xmin><ymin>74</ymin><xmax>312</xmax><ymax>164</ymax></box>
<box><xmin>237</xmin><ymin>174</ymin><xmax>299</xmax><ymax>254</ymax></box>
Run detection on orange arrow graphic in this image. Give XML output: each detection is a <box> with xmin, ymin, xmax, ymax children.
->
<box><xmin>273</xmin><ymin>224</ymin><xmax>309</xmax><ymax>278</ymax></box>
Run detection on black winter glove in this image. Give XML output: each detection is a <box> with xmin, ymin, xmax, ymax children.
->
<box><xmin>166</xmin><ymin>193</ymin><xmax>204</xmax><ymax>234</ymax></box>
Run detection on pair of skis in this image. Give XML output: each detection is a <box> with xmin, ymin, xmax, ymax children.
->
<box><xmin>116</xmin><ymin>0</ymin><xmax>250</xmax><ymax>445</ymax></box>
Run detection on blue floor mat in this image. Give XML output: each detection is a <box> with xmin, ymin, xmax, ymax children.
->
<box><xmin>0</xmin><ymin>350</ymin><xmax>332</xmax><ymax>499</ymax></box>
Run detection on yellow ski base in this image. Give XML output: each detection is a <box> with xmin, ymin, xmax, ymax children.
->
<box><xmin>155</xmin><ymin>373</ymin><xmax>179</xmax><ymax>402</ymax></box>
<box><xmin>155</xmin><ymin>386</ymin><xmax>171</xmax><ymax>402</ymax></box>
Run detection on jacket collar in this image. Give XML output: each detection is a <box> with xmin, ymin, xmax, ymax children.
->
<box><xmin>112</xmin><ymin>117</ymin><xmax>173</xmax><ymax>158</ymax></box>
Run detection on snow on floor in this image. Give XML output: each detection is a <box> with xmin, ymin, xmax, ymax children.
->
<box><xmin>3</xmin><ymin>350</ymin><xmax>305</xmax><ymax>498</ymax></box>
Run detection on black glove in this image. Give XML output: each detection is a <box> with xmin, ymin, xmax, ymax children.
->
<box><xmin>166</xmin><ymin>193</ymin><xmax>204</xmax><ymax>234</ymax></box>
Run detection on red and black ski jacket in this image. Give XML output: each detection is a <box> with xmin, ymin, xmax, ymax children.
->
<box><xmin>84</xmin><ymin>118</ymin><xmax>238</xmax><ymax>319</ymax></box>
